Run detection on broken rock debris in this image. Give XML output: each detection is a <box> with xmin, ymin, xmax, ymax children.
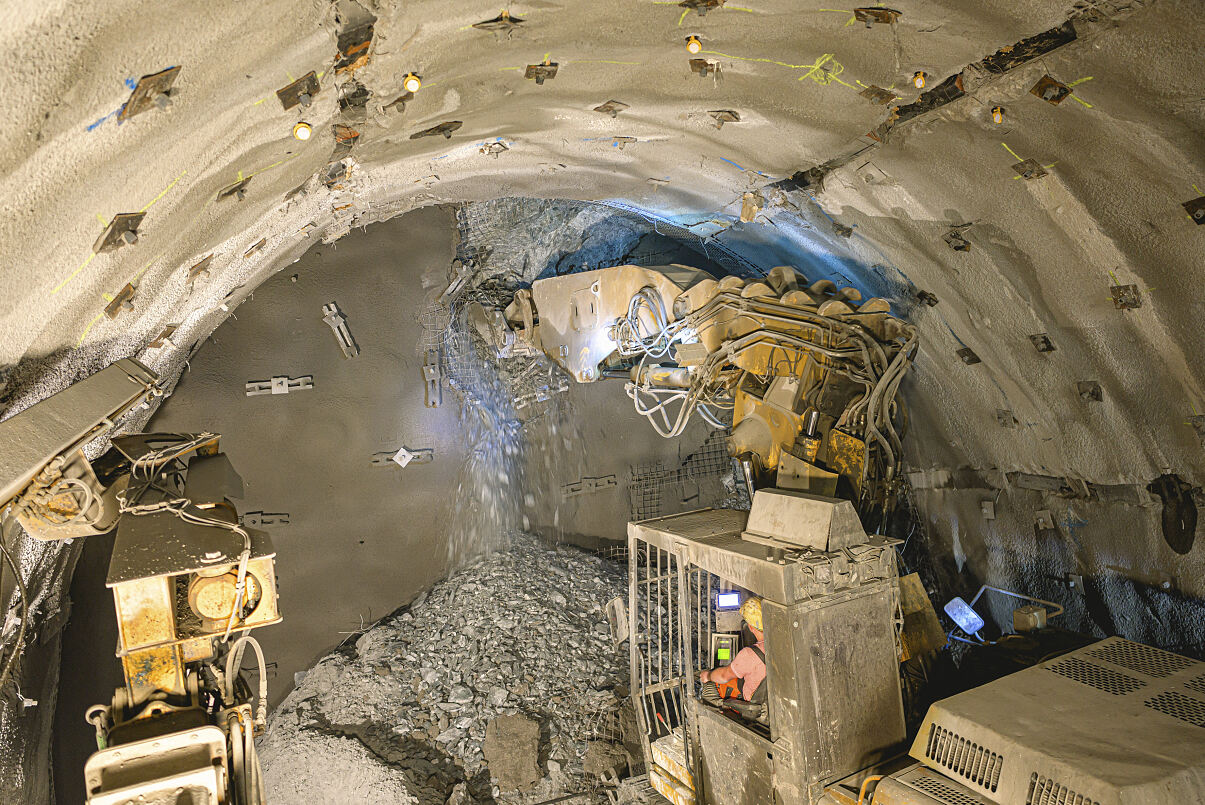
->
<box><xmin>260</xmin><ymin>533</ymin><xmax>629</xmax><ymax>804</ymax></box>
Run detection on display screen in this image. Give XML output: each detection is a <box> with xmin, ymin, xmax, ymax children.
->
<box><xmin>716</xmin><ymin>591</ymin><xmax>740</xmax><ymax>609</ymax></box>
<box><xmin>717</xmin><ymin>647</ymin><xmax>731</xmax><ymax>660</ymax></box>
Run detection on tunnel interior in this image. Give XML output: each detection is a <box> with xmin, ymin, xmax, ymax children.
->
<box><xmin>1</xmin><ymin>1</ymin><xmax>1204</xmax><ymax>803</ymax></box>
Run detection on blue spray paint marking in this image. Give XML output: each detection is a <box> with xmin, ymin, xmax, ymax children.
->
<box><xmin>716</xmin><ymin>156</ymin><xmax>779</xmax><ymax>180</ymax></box>
<box><xmin>86</xmin><ymin>68</ymin><xmax>176</xmax><ymax>132</ymax></box>
<box><xmin>86</xmin><ymin>108</ymin><xmax>122</xmax><ymax>131</ymax></box>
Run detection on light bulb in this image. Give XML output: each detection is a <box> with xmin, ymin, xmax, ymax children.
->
<box><xmin>913</xmin><ymin>71</ymin><xmax>926</xmax><ymax>89</ymax></box>
<box><xmin>403</xmin><ymin>73</ymin><xmax>422</xmax><ymax>93</ymax></box>
<box><xmin>686</xmin><ymin>36</ymin><xmax>702</xmax><ymax>55</ymax></box>
<box><xmin>991</xmin><ymin>106</ymin><xmax>1004</xmax><ymax>125</ymax></box>
<box><xmin>292</xmin><ymin>121</ymin><xmax>312</xmax><ymax>141</ymax></box>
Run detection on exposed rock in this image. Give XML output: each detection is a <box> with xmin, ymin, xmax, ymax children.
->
<box><xmin>259</xmin><ymin>532</ymin><xmax>628</xmax><ymax>803</ymax></box>
<box><xmin>483</xmin><ymin>714</ymin><xmax>541</xmax><ymax>791</ymax></box>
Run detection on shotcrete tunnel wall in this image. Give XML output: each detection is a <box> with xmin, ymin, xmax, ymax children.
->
<box><xmin>1</xmin><ymin>0</ymin><xmax>1203</xmax><ymax>801</ymax></box>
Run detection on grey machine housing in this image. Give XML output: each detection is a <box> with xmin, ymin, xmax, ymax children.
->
<box><xmin>629</xmin><ymin>488</ymin><xmax>907</xmax><ymax>805</ymax></box>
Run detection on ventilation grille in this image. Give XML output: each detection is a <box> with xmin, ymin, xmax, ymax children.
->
<box><xmin>1046</xmin><ymin>656</ymin><xmax>1146</xmax><ymax>695</ymax></box>
<box><xmin>910</xmin><ymin>773</ymin><xmax>987</xmax><ymax>805</ymax></box>
<box><xmin>1185</xmin><ymin>672</ymin><xmax>1205</xmax><ymax>696</ymax></box>
<box><xmin>925</xmin><ymin>725</ymin><xmax>1003</xmax><ymax>792</ymax></box>
<box><xmin>1086</xmin><ymin>640</ymin><xmax>1196</xmax><ymax>678</ymax></box>
<box><xmin>1144</xmin><ymin>691</ymin><xmax>1205</xmax><ymax>727</ymax></box>
<box><xmin>1026</xmin><ymin>773</ymin><xmax>1099</xmax><ymax>805</ymax></box>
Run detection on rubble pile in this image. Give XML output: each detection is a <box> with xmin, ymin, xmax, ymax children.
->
<box><xmin>260</xmin><ymin>532</ymin><xmax>631</xmax><ymax>804</ymax></box>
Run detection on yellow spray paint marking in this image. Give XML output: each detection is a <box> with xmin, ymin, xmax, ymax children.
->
<box><xmin>1067</xmin><ymin>77</ymin><xmax>1094</xmax><ymax>87</ymax></box>
<box><xmin>52</xmin><ymin>252</ymin><xmax>96</xmax><ymax>295</ymax></box>
<box><xmin>699</xmin><ymin>50</ymin><xmax>820</xmax><ymax>70</ymax></box>
<box><xmin>571</xmin><ymin>59</ymin><xmax>641</xmax><ymax>66</ymax></box>
<box><xmin>1193</xmin><ymin>184</ymin><xmax>1201</xmax><ymax>194</ymax></box>
<box><xmin>678</xmin><ymin>8</ymin><xmax>689</xmax><ymax>25</ymax></box>
<box><xmin>96</xmin><ymin>213</ymin><xmax>108</xmax><ymax>227</ymax></box>
<box><xmin>1001</xmin><ymin>142</ymin><xmax>1024</xmax><ymax>161</ymax></box>
<box><xmin>286</xmin><ymin>70</ymin><xmax>295</xmax><ymax>82</ymax></box>
<box><xmin>253</xmin><ymin>98</ymin><xmax>266</xmax><ymax>106</ymax></box>
<box><xmin>139</xmin><ymin>169</ymin><xmax>187</xmax><ymax>213</ymax></box>
<box><xmin>1069</xmin><ymin>95</ymin><xmax>1093</xmax><ymax>108</ymax></box>
<box><xmin>76</xmin><ymin>312</ymin><xmax>106</xmax><ymax>348</ymax></box>
<box><xmin>797</xmin><ymin>54</ymin><xmax>854</xmax><ymax>88</ymax></box>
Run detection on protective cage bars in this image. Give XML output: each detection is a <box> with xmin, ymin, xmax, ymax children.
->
<box><xmin>628</xmin><ymin>533</ymin><xmax>729</xmax><ymax>781</ymax></box>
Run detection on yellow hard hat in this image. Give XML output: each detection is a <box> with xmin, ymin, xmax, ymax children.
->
<box><xmin>740</xmin><ymin>597</ymin><xmax>763</xmax><ymax>631</ymax></box>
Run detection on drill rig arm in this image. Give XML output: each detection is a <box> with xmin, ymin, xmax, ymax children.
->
<box><xmin>494</xmin><ymin>264</ymin><xmax>916</xmax><ymax>517</ymax></box>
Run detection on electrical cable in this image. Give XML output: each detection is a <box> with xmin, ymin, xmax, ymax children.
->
<box><xmin>0</xmin><ymin>512</ymin><xmax>29</xmax><ymax>693</ymax></box>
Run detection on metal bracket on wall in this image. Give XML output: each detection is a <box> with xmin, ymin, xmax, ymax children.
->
<box><xmin>562</xmin><ymin>475</ymin><xmax>618</xmax><ymax>499</ymax></box>
<box><xmin>104</xmin><ymin>283</ymin><xmax>137</xmax><ymax>319</ymax></box>
<box><xmin>321</xmin><ymin>302</ymin><xmax>360</xmax><ymax>358</ymax></box>
<box><xmin>94</xmin><ymin>213</ymin><xmax>145</xmax><ymax>253</ymax></box>
<box><xmin>245</xmin><ymin>376</ymin><xmax>314</xmax><ymax>396</ymax></box>
<box><xmin>423</xmin><ymin>351</ymin><xmax>443</xmax><ymax>408</ymax></box>
<box><xmin>121</xmin><ymin>66</ymin><xmax>181</xmax><ymax>120</ymax></box>
<box><xmin>276</xmin><ymin>71</ymin><xmax>320</xmax><ymax>110</ymax></box>
<box><xmin>371</xmin><ymin>447</ymin><xmax>434</xmax><ymax>468</ymax></box>
<box><xmin>241</xmin><ymin>511</ymin><xmax>291</xmax><ymax>527</ymax></box>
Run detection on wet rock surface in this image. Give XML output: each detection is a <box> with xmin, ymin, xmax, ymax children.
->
<box><xmin>260</xmin><ymin>533</ymin><xmax>629</xmax><ymax>804</ymax></box>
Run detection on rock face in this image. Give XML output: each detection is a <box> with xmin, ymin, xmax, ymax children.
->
<box><xmin>482</xmin><ymin>714</ymin><xmax>541</xmax><ymax>791</ymax></box>
<box><xmin>259</xmin><ymin>532</ymin><xmax>629</xmax><ymax>803</ymax></box>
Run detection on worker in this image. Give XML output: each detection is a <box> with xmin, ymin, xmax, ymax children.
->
<box><xmin>698</xmin><ymin>597</ymin><xmax>766</xmax><ymax>707</ymax></box>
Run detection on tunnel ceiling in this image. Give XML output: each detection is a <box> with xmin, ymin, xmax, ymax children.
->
<box><xmin>1</xmin><ymin>1</ymin><xmax>1203</xmax><ymax>628</ymax></box>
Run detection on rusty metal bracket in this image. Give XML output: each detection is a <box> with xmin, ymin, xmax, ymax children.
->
<box><xmin>594</xmin><ymin>100</ymin><xmax>629</xmax><ymax>118</ymax></box>
<box><xmin>94</xmin><ymin>213</ymin><xmax>146</xmax><ymax>253</ymax></box>
<box><xmin>276</xmin><ymin>71</ymin><xmax>320</xmax><ymax>110</ymax></box>
<box><xmin>525</xmin><ymin>61</ymin><xmax>559</xmax><ymax>85</ymax></box>
<box><xmin>120</xmin><ymin>66</ymin><xmax>181</xmax><ymax>120</ymax></box>
<box><xmin>105</xmin><ymin>284</ymin><xmax>137</xmax><ymax>319</ymax></box>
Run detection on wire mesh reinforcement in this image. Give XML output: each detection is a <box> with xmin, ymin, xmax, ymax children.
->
<box><xmin>628</xmin><ymin>430</ymin><xmax>736</xmax><ymax>522</ymax></box>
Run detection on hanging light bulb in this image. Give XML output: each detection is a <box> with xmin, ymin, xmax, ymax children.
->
<box><xmin>403</xmin><ymin>72</ymin><xmax>422</xmax><ymax>93</ymax></box>
<box><xmin>913</xmin><ymin>71</ymin><xmax>927</xmax><ymax>90</ymax></box>
<box><xmin>991</xmin><ymin>106</ymin><xmax>1004</xmax><ymax>125</ymax></box>
<box><xmin>292</xmin><ymin>121</ymin><xmax>312</xmax><ymax>141</ymax></box>
<box><xmin>686</xmin><ymin>35</ymin><xmax>702</xmax><ymax>55</ymax></box>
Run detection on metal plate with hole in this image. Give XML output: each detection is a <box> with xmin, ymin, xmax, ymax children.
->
<box><xmin>120</xmin><ymin>66</ymin><xmax>181</xmax><ymax>120</ymax></box>
<box><xmin>1012</xmin><ymin>158</ymin><xmax>1048</xmax><ymax>180</ymax></box>
<box><xmin>276</xmin><ymin>71</ymin><xmax>320</xmax><ymax>110</ymax></box>
<box><xmin>594</xmin><ymin>99</ymin><xmax>629</xmax><ymax>117</ymax></box>
<box><xmin>93</xmin><ymin>212</ymin><xmax>146</xmax><ymax>253</ymax></box>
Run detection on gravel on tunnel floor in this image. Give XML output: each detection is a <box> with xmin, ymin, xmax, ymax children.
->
<box><xmin>259</xmin><ymin>532</ymin><xmax>631</xmax><ymax>805</ymax></box>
